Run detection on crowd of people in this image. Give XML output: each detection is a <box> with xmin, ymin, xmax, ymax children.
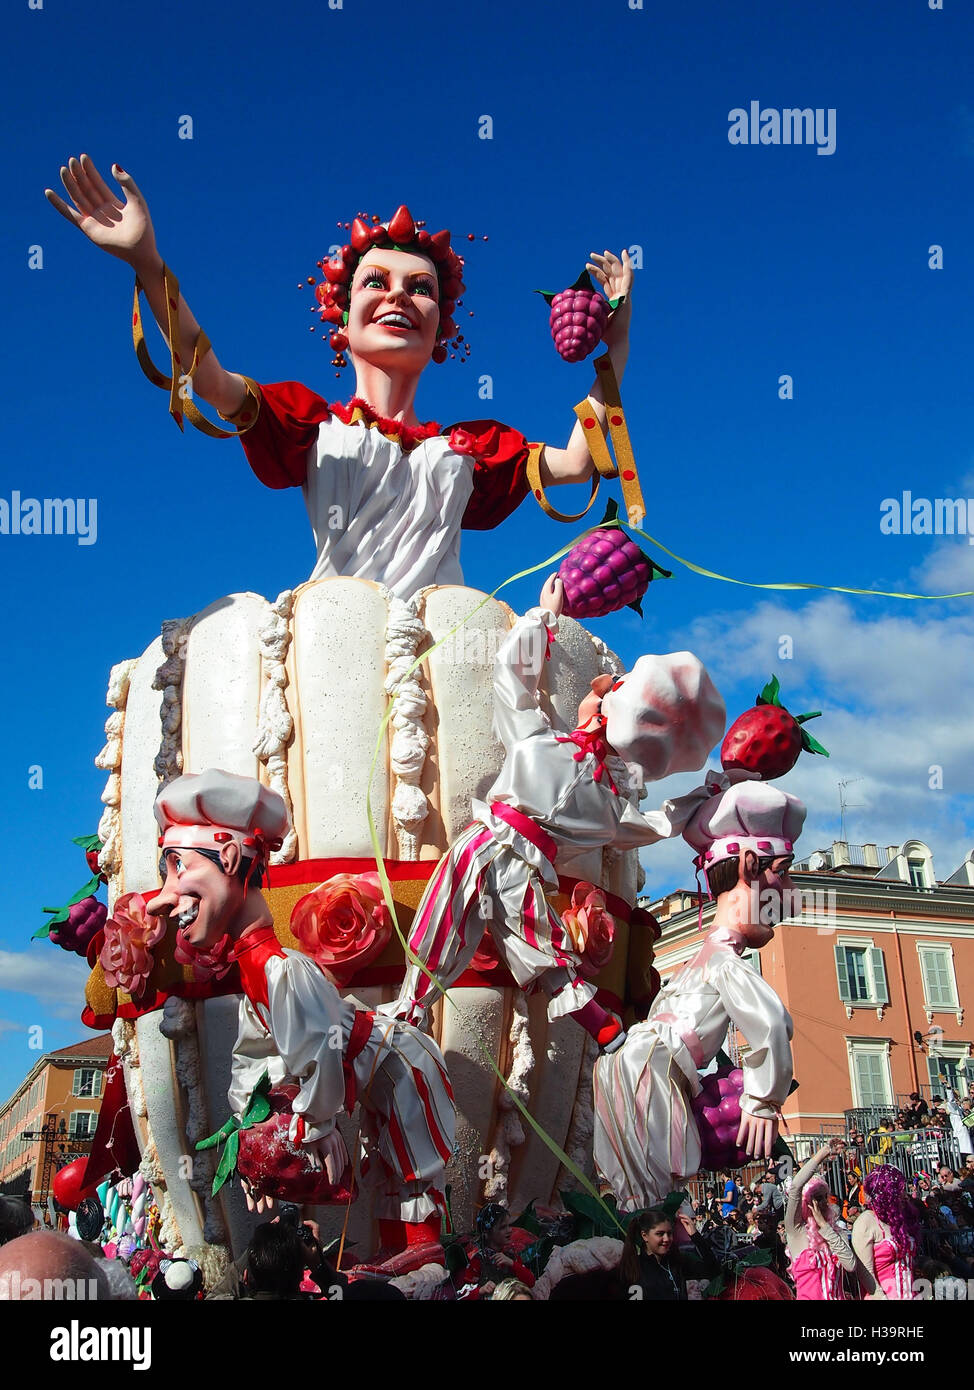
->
<box><xmin>3</xmin><ymin>1132</ymin><xmax>974</xmax><ymax>1302</ymax></box>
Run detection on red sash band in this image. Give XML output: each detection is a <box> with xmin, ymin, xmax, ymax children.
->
<box><xmin>489</xmin><ymin>802</ymin><xmax>558</xmax><ymax>865</ymax></box>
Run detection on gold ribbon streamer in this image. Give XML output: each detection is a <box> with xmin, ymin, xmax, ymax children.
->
<box><xmin>132</xmin><ymin>267</ymin><xmax>260</xmax><ymax>438</ymax></box>
<box><xmin>531</xmin><ymin>351</ymin><xmax>647</xmax><ymax>530</ymax></box>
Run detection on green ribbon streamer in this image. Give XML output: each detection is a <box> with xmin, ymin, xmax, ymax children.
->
<box><xmin>362</xmin><ymin>537</ymin><xmax>629</xmax><ymax>1235</ymax></box>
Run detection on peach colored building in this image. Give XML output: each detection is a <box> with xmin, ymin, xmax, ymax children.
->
<box><xmin>0</xmin><ymin>1034</ymin><xmax>112</xmax><ymax>1205</ymax></box>
<box><xmin>650</xmin><ymin>839</ymin><xmax>974</xmax><ymax>1133</ymax></box>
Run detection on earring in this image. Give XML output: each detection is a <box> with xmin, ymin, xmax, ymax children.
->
<box><xmin>329</xmin><ymin>330</ymin><xmax>348</xmax><ymax>351</ymax></box>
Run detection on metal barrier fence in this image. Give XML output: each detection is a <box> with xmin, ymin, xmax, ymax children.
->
<box><xmin>684</xmin><ymin>1127</ymin><xmax>967</xmax><ymax>1212</ymax></box>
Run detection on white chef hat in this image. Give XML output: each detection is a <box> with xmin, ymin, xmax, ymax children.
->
<box><xmin>153</xmin><ymin>769</ymin><xmax>290</xmax><ymax>860</ymax></box>
<box><xmin>683</xmin><ymin>778</ymin><xmax>806</xmax><ymax>868</ymax></box>
<box><xmin>601</xmin><ymin>652</ymin><xmax>726</xmax><ymax>783</ymax></box>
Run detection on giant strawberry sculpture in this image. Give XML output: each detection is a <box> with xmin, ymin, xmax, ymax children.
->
<box><xmin>720</xmin><ymin>676</ymin><xmax>829</xmax><ymax>781</ymax></box>
<box><xmin>199</xmin><ymin>1078</ymin><xmax>355</xmax><ymax>1207</ymax></box>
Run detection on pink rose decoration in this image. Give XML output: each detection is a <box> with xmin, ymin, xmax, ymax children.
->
<box><xmin>290</xmin><ymin>873</ymin><xmax>391</xmax><ymax>985</ymax></box>
<box><xmin>174</xmin><ymin>931</ymin><xmax>233</xmax><ymax>984</ymax></box>
<box><xmin>99</xmin><ymin>892</ymin><xmax>166</xmax><ymax>997</ymax></box>
<box><xmin>447</xmin><ymin>426</ymin><xmax>477</xmax><ymax>457</ymax></box>
<box><xmin>561</xmin><ymin>882</ymin><xmax>615</xmax><ymax>979</ymax></box>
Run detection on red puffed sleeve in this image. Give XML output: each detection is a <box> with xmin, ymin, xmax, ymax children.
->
<box><xmin>447</xmin><ymin>420</ymin><xmax>532</xmax><ymax>531</ymax></box>
<box><xmin>239</xmin><ymin>381</ymin><xmax>332</xmax><ymax>489</ymax></box>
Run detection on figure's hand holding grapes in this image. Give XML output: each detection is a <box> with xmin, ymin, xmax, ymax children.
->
<box><xmin>45</xmin><ymin>156</ymin><xmax>160</xmax><ymax>274</ymax></box>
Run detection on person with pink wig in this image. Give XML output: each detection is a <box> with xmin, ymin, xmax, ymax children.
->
<box><xmin>853</xmin><ymin>1164</ymin><xmax>919</xmax><ymax>1299</ymax></box>
<box><xmin>783</xmin><ymin>1137</ymin><xmax>858</xmax><ymax>1300</ymax></box>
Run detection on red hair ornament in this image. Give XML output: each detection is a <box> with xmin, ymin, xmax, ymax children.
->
<box><xmin>308</xmin><ymin>205</ymin><xmax>475</xmax><ymax>373</ymax></box>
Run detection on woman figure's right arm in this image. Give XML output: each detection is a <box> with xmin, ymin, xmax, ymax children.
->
<box><xmin>46</xmin><ymin>155</ymin><xmax>248</xmax><ymax>417</ymax></box>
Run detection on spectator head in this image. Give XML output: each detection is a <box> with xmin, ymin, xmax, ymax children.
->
<box><xmin>618</xmin><ymin>1208</ymin><xmax>673</xmax><ymax>1288</ymax></box>
<box><xmin>476</xmin><ymin>1201</ymin><xmax>511</xmax><ymax>1253</ymax></box>
<box><xmin>938</xmin><ymin>1167</ymin><xmax>956</xmax><ymax>1185</ymax></box>
<box><xmin>246</xmin><ymin>1222</ymin><xmax>305</xmax><ymax>1298</ymax></box>
<box><xmin>0</xmin><ymin>1231</ymin><xmax>110</xmax><ymax>1299</ymax></box>
<box><xmin>0</xmin><ymin>1196</ymin><xmax>32</xmax><ymax>1248</ymax></box>
<box><xmin>863</xmin><ymin>1165</ymin><xmax>919</xmax><ymax>1250</ymax></box>
<box><xmin>846</xmin><ymin>1204</ymin><xmax>861</xmax><ymax>1221</ymax></box>
<box><xmin>491</xmin><ymin>1278</ymin><xmax>533</xmax><ymax>1300</ymax></box>
<box><xmin>909</xmin><ymin>1093</ymin><xmax>920</xmax><ymax>1103</ymax></box>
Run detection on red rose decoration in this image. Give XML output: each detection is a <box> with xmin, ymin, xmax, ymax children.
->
<box><xmin>174</xmin><ymin>930</ymin><xmax>233</xmax><ymax>984</ymax></box>
<box><xmin>290</xmin><ymin>873</ymin><xmax>391</xmax><ymax>985</ymax></box>
<box><xmin>447</xmin><ymin>426</ymin><xmax>477</xmax><ymax>457</ymax></box>
<box><xmin>561</xmin><ymin>882</ymin><xmax>615</xmax><ymax>980</ymax></box>
<box><xmin>99</xmin><ymin>892</ymin><xmax>166</xmax><ymax>997</ymax></box>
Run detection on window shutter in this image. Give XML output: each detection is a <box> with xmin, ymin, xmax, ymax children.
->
<box><xmin>71</xmin><ymin>1070</ymin><xmax>80</xmax><ymax>1098</ymax></box>
<box><xmin>93</xmin><ymin>1070</ymin><xmax>103</xmax><ymax>1099</ymax></box>
<box><xmin>870</xmin><ymin>948</ymin><xmax>889</xmax><ymax>1005</ymax></box>
<box><xmin>834</xmin><ymin>945</ymin><xmax>852</xmax><ymax>1001</ymax></box>
<box><xmin>921</xmin><ymin>949</ymin><xmax>955</xmax><ymax>1009</ymax></box>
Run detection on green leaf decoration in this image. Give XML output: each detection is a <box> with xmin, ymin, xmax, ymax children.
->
<box><xmin>71</xmin><ymin>834</ymin><xmax>103</xmax><ymax>851</ymax></box>
<box><xmin>196</xmin><ymin>1072</ymin><xmax>273</xmax><ymax>1196</ymax></box>
<box><xmin>758</xmin><ymin>675</ymin><xmax>781</xmax><ymax>706</ymax></box>
<box><xmin>800</xmin><ymin>729</ymin><xmax>830</xmax><ymax>758</ymax></box>
<box><xmin>534</xmin><ymin>268</ymin><xmax>597</xmax><ymax>306</ymax></box>
<box><xmin>703</xmin><ymin>1271</ymin><xmax>727</xmax><ymax>1299</ymax></box>
<box><xmin>211</xmin><ymin>1132</ymin><xmax>241</xmax><ymax>1196</ymax></box>
<box><xmin>737</xmin><ymin>1244</ymin><xmax>772</xmax><ymax>1269</ymax></box>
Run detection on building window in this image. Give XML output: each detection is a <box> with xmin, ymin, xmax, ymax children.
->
<box><xmin>848</xmin><ymin>1041</ymin><xmax>893</xmax><ymax>1109</ymax></box>
<box><xmin>72</xmin><ymin>1069</ymin><xmax>102</xmax><ymax>1100</ymax></box>
<box><xmin>917</xmin><ymin>945</ymin><xmax>959</xmax><ymax>1012</ymax></box>
<box><xmin>925</xmin><ymin>1044</ymin><xmax>972</xmax><ymax>1101</ymax></box>
<box><xmin>68</xmin><ymin>1112</ymin><xmax>97</xmax><ymax>1139</ymax></box>
<box><xmin>834</xmin><ymin>943</ymin><xmax>889</xmax><ymax>1007</ymax></box>
<box><xmin>908</xmin><ymin>858</ymin><xmax>928</xmax><ymax>889</ymax></box>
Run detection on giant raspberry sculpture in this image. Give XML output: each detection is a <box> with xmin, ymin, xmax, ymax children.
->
<box><xmin>536</xmin><ymin>269</ymin><xmax>610</xmax><ymax>362</ymax></box>
<box><xmin>721</xmin><ymin>676</ymin><xmax>829</xmax><ymax>781</ymax></box>
<box><xmin>557</xmin><ymin>500</ymin><xmax>670</xmax><ymax>618</ymax></box>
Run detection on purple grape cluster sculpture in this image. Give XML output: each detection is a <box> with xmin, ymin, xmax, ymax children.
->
<box><xmin>691</xmin><ymin>1065</ymin><xmax>749</xmax><ymax>1170</ymax></box>
<box><xmin>536</xmin><ymin>269</ymin><xmax>609</xmax><ymax>362</ymax></box>
<box><xmin>49</xmin><ymin>896</ymin><xmax>107</xmax><ymax>956</ymax></box>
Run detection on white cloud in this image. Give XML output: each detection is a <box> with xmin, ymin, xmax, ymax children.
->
<box><xmin>0</xmin><ymin>949</ymin><xmax>90</xmax><ymax>1014</ymax></box>
<box><xmin>636</xmin><ymin>595</ymin><xmax>974</xmax><ymax>896</ymax></box>
<box><xmin>0</xmin><ymin>1019</ymin><xmax>25</xmax><ymax>1035</ymax></box>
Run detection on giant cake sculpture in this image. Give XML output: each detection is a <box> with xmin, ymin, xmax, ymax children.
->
<box><xmin>82</xmin><ymin>577</ymin><xmax>664</xmax><ymax>1262</ymax></box>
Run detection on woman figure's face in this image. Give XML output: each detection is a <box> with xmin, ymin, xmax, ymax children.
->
<box><xmin>346</xmin><ymin>247</ymin><xmax>441</xmax><ymax>374</ymax></box>
<box><xmin>642</xmin><ymin>1221</ymin><xmax>673</xmax><ymax>1257</ymax></box>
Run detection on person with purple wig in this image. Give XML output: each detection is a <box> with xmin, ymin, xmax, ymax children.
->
<box><xmin>853</xmin><ymin>1164</ymin><xmax>919</xmax><ymax>1299</ymax></box>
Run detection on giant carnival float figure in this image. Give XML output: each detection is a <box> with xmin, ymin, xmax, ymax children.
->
<box><xmin>389</xmin><ymin>575</ymin><xmax>726</xmax><ymax>1050</ymax></box>
<box><xmin>43</xmin><ymin>155</ymin><xmax>700</xmax><ymax>1279</ymax></box>
<box><xmin>593</xmin><ymin>772</ymin><xmax>803</xmax><ymax>1213</ymax></box>
<box><xmin>147</xmin><ymin>769</ymin><xmax>455</xmax><ymax>1254</ymax></box>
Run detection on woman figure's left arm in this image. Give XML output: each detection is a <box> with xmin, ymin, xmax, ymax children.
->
<box><xmin>540</xmin><ymin>250</ymin><xmax>633</xmax><ymax>488</ymax></box>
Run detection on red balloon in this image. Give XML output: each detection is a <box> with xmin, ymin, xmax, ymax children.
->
<box><xmin>52</xmin><ymin>1158</ymin><xmax>99</xmax><ymax>1211</ymax></box>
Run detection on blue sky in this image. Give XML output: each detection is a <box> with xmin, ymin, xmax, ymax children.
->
<box><xmin>1</xmin><ymin>0</ymin><xmax>973</xmax><ymax>1103</ymax></box>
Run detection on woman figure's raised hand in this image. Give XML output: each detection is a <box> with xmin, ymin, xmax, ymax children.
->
<box><xmin>45</xmin><ymin>156</ymin><xmax>159</xmax><ymax>271</ymax></box>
